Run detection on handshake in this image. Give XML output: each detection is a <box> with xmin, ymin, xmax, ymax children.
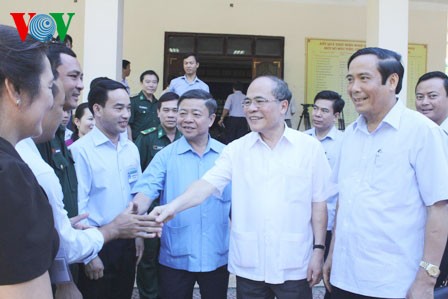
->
<box><xmin>97</xmin><ymin>201</ymin><xmax>175</xmax><ymax>240</ymax></box>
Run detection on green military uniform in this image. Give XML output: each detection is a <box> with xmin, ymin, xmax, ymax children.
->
<box><xmin>129</xmin><ymin>91</ymin><xmax>160</xmax><ymax>141</ymax></box>
<box><xmin>37</xmin><ymin>125</ymin><xmax>78</xmax><ymax>218</ymax></box>
<box><xmin>134</xmin><ymin>124</ymin><xmax>182</xmax><ymax>299</ymax></box>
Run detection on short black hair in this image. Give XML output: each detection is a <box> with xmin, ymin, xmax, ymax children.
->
<box><xmin>157</xmin><ymin>92</ymin><xmax>179</xmax><ymax>110</ymax></box>
<box><xmin>233</xmin><ymin>81</ymin><xmax>243</xmax><ymax>91</ymax></box>
<box><xmin>139</xmin><ymin>70</ymin><xmax>159</xmax><ymax>83</ymax></box>
<box><xmin>122</xmin><ymin>59</ymin><xmax>130</xmax><ymax>69</ymax></box>
<box><xmin>90</xmin><ymin>77</ymin><xmax>111</xmax><ymax>89</ymax></box>
<box><xmin>182</xmin><ymin>53</ymin><xmax>198</xmax><ymax>63</ymax></box>
<box><xmin>416</xmin><ymin>71</ymin><xmax>448</xmax><ymax>96</ymax></box>
<box><xmin>179</xmin><ymin>89</ymin><xmax>217</xmax><ymax>115</ymax></box>
<box><xmin>56</xmin><ymin>34</ymin><xmax>72</xmax><ymax>45</ymax></box>
<box><xmin>47</xmin><ymin>42</ymin><xmax>77</xmax><ymax>80</ymax></box>
<box><xmin>88</xmin><ymin>78</ymin><xmax>127</xmax><ymax>115</ymax></box>
<box><xmin>313</xmin><ymin>90</ymin><xmax>345</xmax><ymax>113</ymax></box>
<box><xmin>348</xmin><ymin>47</ymin><xmax>404</xmax><ymax>94</ymax></box>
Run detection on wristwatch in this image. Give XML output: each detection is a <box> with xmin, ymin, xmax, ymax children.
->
<box><xmin>419</xmin><ymin>261</ymin><xmax>440</xmax><ymax>278</ymax></box>
<box><xmin>313</xmin><ymin>244</ymin><xmax>325</xmax><ymax>250</ymax></box>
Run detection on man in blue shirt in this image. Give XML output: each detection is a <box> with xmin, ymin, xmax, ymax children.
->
<box><xmin>305</xmin><ymin>90</ymin><xmax>345</xmax><ymax>299</ymax></box>
<box><xmin>132</xmin><ymin>89</ymin><xmax>231</xmax><ymax>299</ymax></box>
<box><xmin>167</xmin><ymin>54</ymin><xmax>209</xmax><ymax>96</ymax></box>
<box><xmin>71</xmin><ymin>79</ymin><xmax>143</xmax><ymax>299</ymax></box>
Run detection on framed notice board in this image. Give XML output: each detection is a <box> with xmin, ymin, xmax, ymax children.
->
<box><xmin>305</xmin><ymin>38</ymin><xmax>427</xmax><ymax>125</ymax></box>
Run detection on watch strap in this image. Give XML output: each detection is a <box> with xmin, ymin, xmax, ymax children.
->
<box><xmin>313</xmin><ymin>244</ymin><xmax>325</xmax><ymax>250</ymax></box>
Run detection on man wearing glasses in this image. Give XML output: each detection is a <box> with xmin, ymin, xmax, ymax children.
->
<box><xmin>143</xmin><ymin>76</ymin><xmax>331</xmax><ymax>299</ymax></box>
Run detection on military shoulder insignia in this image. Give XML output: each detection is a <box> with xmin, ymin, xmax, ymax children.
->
<box><xmin>140</xmin><ymin>127</ymin><xmax>157</xmax><ymax>135</ymax></box>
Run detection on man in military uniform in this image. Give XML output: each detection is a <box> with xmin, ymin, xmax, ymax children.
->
<box><xmin>134</xmin><ymin>91</ymin><xmax>182</xmax><ymax>299</ymax></box>
<box><xmin>128</xmin><ymin>70</ymin><xmax>161</xmax><ymax>141</ymax></box>
<box><xmin>37</xmin><ymin>43</ymin><xmax>83</xmax><ymax>219</ymax></box>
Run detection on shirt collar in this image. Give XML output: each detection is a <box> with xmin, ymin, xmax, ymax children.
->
<box><xmin>91</xmin><ymin>126</ymin><xmax>129</xmax><ymax>148</ymax></box>
<box><xmin>353</xmin><ymin>99</ymin><xmax>403</xmax><ymax>133</ymax></box>
<box><xmin>138</xmin><ymin>91</ymin><xmax>157</xmax><ymax>102</ymax></box>
<box><xmin>157</xmin><ymin>125</ymin><xmax>182</xmax><ymax>140</ymax></box>
<box><xmin>181</xmin><ymin>75</ymin><xmax>199</xmax><ymax>83</ymax></box>
<box><xmin>248</xmin><ymin>123</ymin><xmax>293</xmax><ymax>148</ymax></box>
<box><xmin>176</xmin><ymin>135</ymin><xmax>219</xmax><ymax>155</ymax></box>
<box><xmin>307</xmin><ymin>126</ymin><xmax>338</xmax><ymax>141</ymax></box>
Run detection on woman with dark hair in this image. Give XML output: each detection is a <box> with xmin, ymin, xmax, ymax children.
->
<box><xmin>0</xmin><ymin>25</ymin><xmax>59</xmax><ymax>298</ymax></box>
<box><xmin>66</xmin><ymin>102</ymin><xmax>94</xmax><ymax>146</ymax></box>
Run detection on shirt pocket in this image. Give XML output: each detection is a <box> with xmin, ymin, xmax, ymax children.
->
<box><xmin>367</xmin><ymin>148</ymin><xmax>409</xmax><ymax>189</ymax></box>
<box><xmin>52</xmin><ymin>151</ymin><xmax>69</xmax><ymax>173</ymax></box>
<box><xmin>279</xmin><ymin>232</ymin><xmax>309</xmax><ymax>270</ymax></box>
<box><xmin>163</xmin><ymin>224</ymin><xmax>191</xmax><ymax>257</ymax></box>
<box><xmin>230</xmin><ymin>230</ymin><xmax>258</xmax><ymax>268</ymax></box>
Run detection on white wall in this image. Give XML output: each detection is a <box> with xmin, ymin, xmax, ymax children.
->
<box><xmin>2</xmin><ymin>0</ymin><xmax>447</xmax><ymax>126</ymax></box>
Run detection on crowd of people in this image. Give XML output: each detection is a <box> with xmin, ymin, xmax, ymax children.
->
<box><xmin>0</xmin><ymin>23</ymin><xmax>448</xmax><ymax>299</ymax></box>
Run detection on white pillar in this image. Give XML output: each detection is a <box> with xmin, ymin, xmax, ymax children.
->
<box><xmin>367</xmin><ymin>0</ymin><xmax>409</xmax><ymax>104</ymax></box>
<box><xmin>82</xmin><ymin>0</ymin><xmax>124</xmax><ymax>101</ymax></box>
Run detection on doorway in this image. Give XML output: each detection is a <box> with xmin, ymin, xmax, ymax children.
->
<box><xmin>164</xmin><ymin>32</ymin><xmax>284</xmax><ymax>141</ymax></box>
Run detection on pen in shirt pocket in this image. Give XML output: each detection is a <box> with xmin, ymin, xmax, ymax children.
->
<box><xmin>374</xmin><ymin>149</ymin><xmax>382</xmax><ymax>164</ymax></box>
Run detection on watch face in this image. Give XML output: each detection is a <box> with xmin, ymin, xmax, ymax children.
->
<box><xmin>428</xmin><ymin>265</ymin><xmax>440</xmax><ymax>277</ymax></box>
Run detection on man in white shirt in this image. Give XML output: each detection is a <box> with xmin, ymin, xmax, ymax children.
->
<box><xmin>218</xmin><ymin>82</ymin><xmax>249</xmax><ymax>143</ymax></box>
<box><xmin>323</xmin><ymin>47</ymin><xmax>448</xmax><ymax>299</ymax></box>
<box><xmin>71</xmin><ymin>79</ymin><xmax>143</xmax><ymax>299</ymax></box>
<box><xmin>415</xmin><ymin>71</ymin><xmax>448</xmax><ymax>288</ymax></box>
<box><xmin>143</xmin><ymin>76</ymin><xmax>331</xmax><ymax>299</ymax></box>
<box><xmin>167</xmin><ymin>53</ymin><xmax>209</xmax><ymax>96</ymax></box>
<box><xmin>305</xmin><ymin>90</ymin><xmax>344</xmax><ymax>299</ymax></box>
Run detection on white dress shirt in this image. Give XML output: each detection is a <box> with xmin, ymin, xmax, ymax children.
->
<box><xmin>70</xmin><ymin>127</ymin><xmax>141</xmax><ymax>227</ymax></box>
<box><xmin>16</xmin><ymin>138</ymin><xmax>104</xmax><ymax>264</ymax></box>
<box><xmin>441</xmin><ymin>117</ymin><xmax>448</xmax><ymax>134</ymax></box>
<box><xmin>331</xmin><ymin>100</ymin><xmax>448</xmax><ymax>298</ymax></box>
<box><xmin>202</xmin><ymin>126</ymin><xmax>331</xmax><ymax>284</ymax></box>
<box><xmin>305</xmin><ymin>126</ymin><xmax>343</xmax><ymax>230</ymax></box>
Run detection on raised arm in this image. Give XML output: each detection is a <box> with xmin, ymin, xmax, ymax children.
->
<box><xmin>150</xmin><ymin>179</ymin><xmax>217</xmax><ymax>223</ymax></box>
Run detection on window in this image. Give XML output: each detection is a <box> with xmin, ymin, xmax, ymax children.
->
<box><xmin>168</xmin><ymin>36</ymin><xmax>194</xmax><ymax>53</ymax></box>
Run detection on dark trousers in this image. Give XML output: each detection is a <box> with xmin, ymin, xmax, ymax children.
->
<box><xmin>137</xmin><ymin>200</ymin><xmax>161</xmax><ymax>299</ymax></box>
<box><xmin>225</xmin><ymin>116</ymin><xmax>249</xmax><ymax>143</ymax></box>
<box><xmin>159</xmin><ymin>264</ymin><xmax>229</xmax><ymax>299</ymax></box>
<box><xmin>331</xmin><ymin>286</ymin><xmax>403</xmax><ymax>299</ymax></box>
<box><xmin>436</xmin><ymin>238</ymin><xmax>448</xmax><ymax>287</ymax></box>
<box><xmin>78</xmin><ymin>239</ymin><xmax>136</xmax><ymax>299</ymax></box>
<box><xmin>236</xmin><ymin>276</ymin><xmax>312</xmax><ymax>299</ymax></box>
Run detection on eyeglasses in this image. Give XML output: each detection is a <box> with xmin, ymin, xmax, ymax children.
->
<box><xmin>242</xmin><ymin>97</ymin><xmax>278</xmax><ymax>108</ymax></box>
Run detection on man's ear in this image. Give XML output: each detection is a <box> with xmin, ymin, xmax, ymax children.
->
<box><xmin>280</xmin><ymin>99</ymin><xmax>289</xmax><ymax>114</ymax></box>
<box><xmin>92</xmin><ymin>103</ymin><xmax>102</xmax><ymax>116</ymax></box>
<box><xmin>209</xmin><ymin>113</ymin><xmax>216</xmax><ymax>127</ymax></box>
<box><xmin>387</xmin><ymin>73</ymin><xmax>399</xmax><ymax>92</ymax></box>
